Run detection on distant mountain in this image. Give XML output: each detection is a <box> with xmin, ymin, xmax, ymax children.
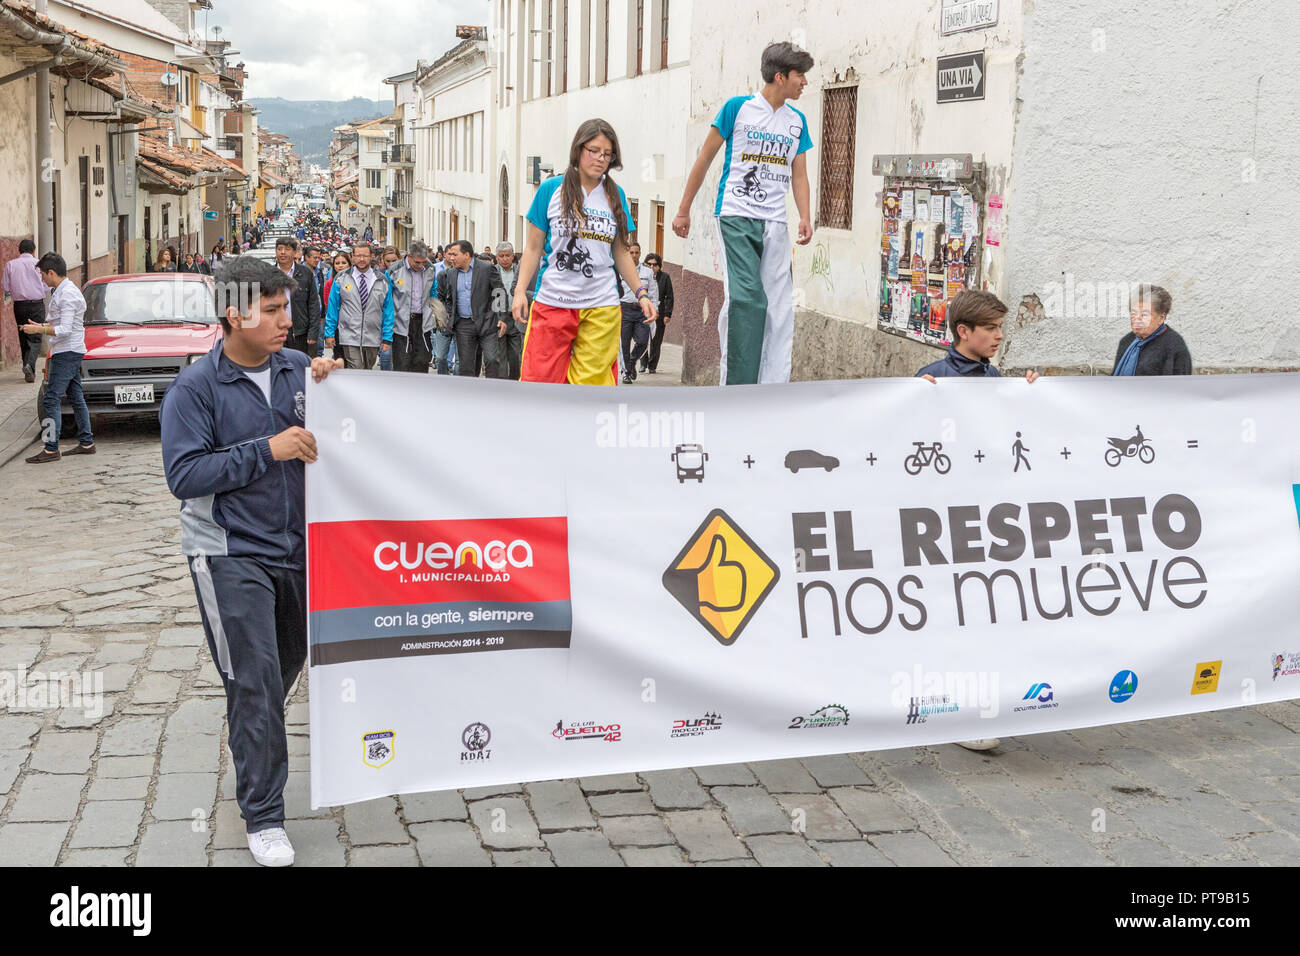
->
<box><xmin>247</xmin><ymin>97</ymin><xmax>388</xmax><ymax>167</ymax></box>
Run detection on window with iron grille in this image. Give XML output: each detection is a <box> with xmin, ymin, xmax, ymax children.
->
<box><xmin>817</xmin><ymin>85</ymin><xmax>857</xmax><ymax>230</ymax></box>
<box><xmin>635</xmin><ymin>0</ymin><xmax>644</xmax><ymax>75</ymax></box>
<box><xmin>660</xmin><ymin>0</ymin><xmax>668</xmax><ymax>68</ymax></box>
<box><xmin>602</xmin><ymin>0</ymin><xmax>609</xmax><ymax>83</ymax></box>
<box><xmin>561</xmin><ymin>0</ymin><xmax>569</xmax><ymax>93</ymax></box>
<box><xmin>546</xmin><ymin>0</ymin><xmax>553</xmax><ymax>96</ymax></box>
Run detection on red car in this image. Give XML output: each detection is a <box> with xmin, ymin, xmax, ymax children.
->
<box><xmin>37</xmin><ymin>273</ymin><xmax>221</xmax><ymax>431</ymax></box>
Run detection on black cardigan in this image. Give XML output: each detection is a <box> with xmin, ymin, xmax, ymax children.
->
<box><xmin>1111</xmin><ymin>324</ymin><xmax>1192</xmax><ymax>375</ymax></box>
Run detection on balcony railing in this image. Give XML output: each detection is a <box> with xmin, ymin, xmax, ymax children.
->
<box><xmin>217</xmin><ymin>136</ymin><xmax>242</xmax><ymax>155</ymax></box>
<box><xmin>384</xmin><ymin>190</ymin><xmax>411</xmax><ymax>213</ymax></box>
<box><xmin>383</xmin><ymin>143</ymin><xmax>415</xmax><ymax>165</ymax></box>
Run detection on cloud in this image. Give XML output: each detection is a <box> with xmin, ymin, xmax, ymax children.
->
<box><xmin>206</xmin><ymin>0</ymin><xmax>489</xmax><ymax>100</ymax></box>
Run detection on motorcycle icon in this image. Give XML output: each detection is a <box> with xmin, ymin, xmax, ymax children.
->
<box><xmin>904</xmin><ymin>441</ymin><xmax>951</xmax><ymax>476</ymax></box>
<box><xmin>1104</xmin><ymin>426</ymin><xmax>1155</xmax><ymax>467</ymax></box>
<box><xmin>554</xmin><ymin>238</ymin><xmax>595</xmax><ymax>277</ymax></box>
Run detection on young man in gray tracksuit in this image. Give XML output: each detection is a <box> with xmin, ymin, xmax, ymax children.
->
<box><xmin>161</xmin><ymin>256</ymin><xmax>343</xmax><ymax>866</ymax></box>
<box><xmin>322</xmin><ymin>239</ymin><xmax>394</xmax><ymax>369</ymax></box>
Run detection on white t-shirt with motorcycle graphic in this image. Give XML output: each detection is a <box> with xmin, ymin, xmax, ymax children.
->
<box><xmin>527</xmin><ymin>174</ymin><xmax>632</xmax><ymax>310</ymax></box>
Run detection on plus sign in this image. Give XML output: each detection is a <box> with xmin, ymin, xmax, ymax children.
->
<box><xmin>743</xmin><ymin>456</ymin><xmax>755</xmax><ymax>469</ymax></box>
<box><xmin>865</xmin><ymin>453</ymin><xmax>877</xmax><ymax>466</ymax></box>
<box><xmin>974</xmin><ymin>450</ymin><xmax>985</xmax><ymax>463</ymax></box>
<box><xmin>1060</xmin><ymin>447</ymin><xmax>1071</xmax><ymax>460</ymax></box>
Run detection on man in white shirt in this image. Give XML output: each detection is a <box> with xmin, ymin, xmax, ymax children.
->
<box><xmin>22</xmin><ymin>253</ymin><xmax>94</xmax><ymax>462</ymax></box>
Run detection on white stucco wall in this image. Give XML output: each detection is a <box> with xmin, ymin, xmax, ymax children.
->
<box><xmin>492</xmin><ymin>0</ymin><xmax>693</xmax><ymax>261</ymax></box>
<box><xmin>0</xmin><ymin>63</ymin><xmax>35</xmax><ymax>240</ymax></box>
<box><xmin>1004</xmin><ymin>0</ymin><xmax>1300</xmax><ymax>370</ymax></box>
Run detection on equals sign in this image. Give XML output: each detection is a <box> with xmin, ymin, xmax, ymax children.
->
<box><xmin>1187</xmin><ymin>440</ymin><xmax>1199</xmax><ymax>448</ymax></box>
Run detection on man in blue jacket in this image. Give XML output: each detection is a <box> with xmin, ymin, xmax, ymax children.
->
<box><xmin>160</xmin><ymin>256</ymin><xmax>342</xmax><ymax>867</ymax></box>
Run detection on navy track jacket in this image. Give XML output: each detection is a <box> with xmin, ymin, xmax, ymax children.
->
<box><xmin>160</xmin><ymin>339</ymin><xmax>311</xmax><ymax>568</ymax></box>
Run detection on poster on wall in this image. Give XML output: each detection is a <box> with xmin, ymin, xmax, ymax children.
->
<box><xmin>986</xmin><ymin>195</ymin><xmax>1003</xmax><ymax>247</ymax></box>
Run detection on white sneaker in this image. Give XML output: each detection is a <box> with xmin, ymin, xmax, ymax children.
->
<box><xmin>955</xmin><ymin>738</ymin><xmax>1000</xmax><ymax>751</ymax></box>
<box><xmin>248</xmin><ymin>827</ymin><xmax>295</xmax><ymax>867</ymax></box>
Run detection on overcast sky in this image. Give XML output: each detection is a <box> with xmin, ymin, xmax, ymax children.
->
<box><xmin>205</xmin><ymin>0</ymin><xmax>490</xmax><ymax>100</ymax></box>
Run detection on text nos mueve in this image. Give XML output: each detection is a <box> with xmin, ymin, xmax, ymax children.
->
<box><xmin>791</xmin><ymin>495</ymin><xmax>1207</xmax><ymax>637</ymax></box>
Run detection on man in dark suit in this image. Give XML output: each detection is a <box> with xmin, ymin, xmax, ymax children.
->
<box><xmin>1111</xmin><ymin>284</ymin><xmax>1191</xmax><ymax>376</ymax></box>
<box><xmin>275</xmin><ymin>237</ymin><xmax>321</xmax><ymax>357</ymax></box>
<box><xmin>437</xmin><ymin>239</ymin><xmax>505</xmax><ymax>378</ymax></box>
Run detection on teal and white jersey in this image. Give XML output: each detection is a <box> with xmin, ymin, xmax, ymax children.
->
<box><xmin>712</xmin><ymin>94</ymin><xmax>814</xmax><ymax>221</ymax></box>
<box><xmin>527</xmin><ymin>174</ymin><xmax>631</xmax><ymax>309</ymax></box>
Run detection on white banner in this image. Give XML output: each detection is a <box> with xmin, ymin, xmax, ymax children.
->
<box><xmin>306</xmin><ymin>372</ymin><xmax>1300</xmax><ymax>808</ymax></box>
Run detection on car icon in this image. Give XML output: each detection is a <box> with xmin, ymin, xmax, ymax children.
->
<box><xmin>784</xmin><ymin>449</ymin><xmax>840</xmax><ymax>473</ymax></box>
<box><xmin>671</xmin><ymin>443</ymin><xmax>708</xmax><ymax>483</ymax></box>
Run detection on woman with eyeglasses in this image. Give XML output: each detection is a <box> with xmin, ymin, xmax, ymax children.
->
<box><xmin>512</xmin><ymin>118</ymin><xmax>656</xmax><ymax>385</ymax></box>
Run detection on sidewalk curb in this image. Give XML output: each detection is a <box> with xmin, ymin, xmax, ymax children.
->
<box><xmin>0</xmin><ymin>406</ymin><xmax>39</xmax><ymax>469</ymax></box>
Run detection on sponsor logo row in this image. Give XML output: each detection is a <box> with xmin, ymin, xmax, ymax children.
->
<box><xmin>359</xmin><ymin>654</ymin><xmax>1297</xmax><ymax>766</ymax></box>
<box><xmin>362</xmin><ymin>712</ymin><xmax>725</xmax><ymax>768</ymax></box>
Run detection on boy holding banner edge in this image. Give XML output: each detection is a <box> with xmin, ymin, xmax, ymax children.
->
<box><xmin>916</xmin><ymin>289</ymin><xmax>1038</xmax><ymax>750</ymax></box>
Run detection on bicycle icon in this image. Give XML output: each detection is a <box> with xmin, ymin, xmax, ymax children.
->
<box><xmin>904</xmin><ymin>441</ymin><xmax>951</xmax><ymax>476</ymax></box>
<box><xmin>733</xmin><ymin>183</ymin><xmax>769</xmax><ymax>202</ymax></box>
<box><xmin>733</xmin><ymin>169</ymin><xmax>768</xmax><ymax>203</ymax></box>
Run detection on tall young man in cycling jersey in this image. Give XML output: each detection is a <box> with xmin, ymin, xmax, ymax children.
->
<box><xmin>673</xmin><ymin>41</ymin><xmax>815</xmax><ymax>385</ymax></box>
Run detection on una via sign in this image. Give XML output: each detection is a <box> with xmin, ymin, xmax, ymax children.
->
<box><xmin>941</xmin><ymin>0</ymin><xmax>999</xmax><ymax>35</ymax></box>
<box><xmin>937</xmin><ymin>51</ymin><xmax>985</xmax><ymax>103</ymax></box>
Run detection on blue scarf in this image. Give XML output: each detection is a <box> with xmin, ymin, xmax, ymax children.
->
<box><xmin>1113</xmin><ymin>323</ymin><xmax>1167</xmax><ymax>376</ymax></box>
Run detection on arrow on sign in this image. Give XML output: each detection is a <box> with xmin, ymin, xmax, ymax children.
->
<box><xmin>938</xmin><ymin>58</ymin><xmax>982</xmax><ymax>92</ymax></box>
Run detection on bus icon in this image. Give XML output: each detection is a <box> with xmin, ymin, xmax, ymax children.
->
<box><xmin>672</xmin><ymin>443</ymin><xmax>709</xmax><ymax>483</ymax></box>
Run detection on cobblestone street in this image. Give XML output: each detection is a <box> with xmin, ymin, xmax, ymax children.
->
<box><xmin>0</xmin><ymin>363</ymin><xmax>1298</xmax><ymax>867</ymax></box>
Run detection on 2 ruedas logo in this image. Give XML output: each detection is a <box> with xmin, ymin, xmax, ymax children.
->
<box><xmin>307</xmin><ymin>516</ymin><xmax>570</xmax><ymax>612</ymax></box>
<box><xmin>663</xmin><ymin>509</ymin><xmax>780</xmax><ymax>646</ymax></box>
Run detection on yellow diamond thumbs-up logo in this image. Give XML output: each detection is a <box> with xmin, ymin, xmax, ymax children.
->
<box><xmin>663</xmin><ymin>509</ymin><xmax>780</xmax><ymax>646</ymax></box>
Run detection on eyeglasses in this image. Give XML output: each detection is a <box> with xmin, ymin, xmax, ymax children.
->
<box><xmin>582</xmin><ymin>145</ymin><xmax>614</xmax><ymax>162</ymax></box>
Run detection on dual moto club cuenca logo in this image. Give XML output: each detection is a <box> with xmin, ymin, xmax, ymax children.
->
<box><xmin>663</xmin><ymin>509</ymin><xmax>780</xmax><ymax>646</ymax></box>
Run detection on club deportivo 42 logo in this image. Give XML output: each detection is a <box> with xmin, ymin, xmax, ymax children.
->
<box><xmin>663</xmin><ymin>509</ymin><xmax>779</xmax><ymax>646</ymax></box>
<box><xmin>552</xmin><ymin>719</ymin><xmax>622</xmax><ymax>742</ymax></box>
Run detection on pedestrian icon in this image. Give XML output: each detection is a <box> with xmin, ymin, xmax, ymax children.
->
<box><xmin>1012</xmin><ymin>431</ymin><xmax>1031</xmax><ymax>472</ymax></box>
